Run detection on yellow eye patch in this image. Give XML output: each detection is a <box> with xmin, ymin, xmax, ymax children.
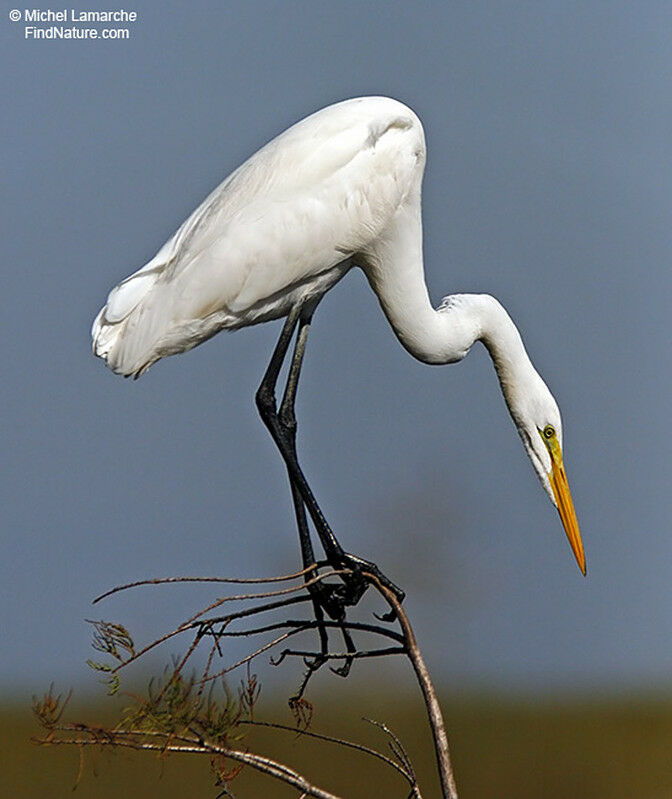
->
<box><xmin>539</xmin><ymin>425</ymin><xmax>562</xmax><ymax>461</ymax></box>
<box><xmin>542</xmin><ymin>424</ymin><xmax>555</xmax><ymax>440</ymax></box>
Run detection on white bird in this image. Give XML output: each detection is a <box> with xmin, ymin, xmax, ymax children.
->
<box><xmin>92</xmin><ymin>96</ymin><xmax>585</xmax><ymax>600</ymax></box>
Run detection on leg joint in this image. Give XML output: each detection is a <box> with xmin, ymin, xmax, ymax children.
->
<box><xmin>255</xmin><ymin>384</ymin><xmax>276</xmax><ymax>417</ymax></box>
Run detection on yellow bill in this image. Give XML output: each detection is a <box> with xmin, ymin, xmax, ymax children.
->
<box><xmin>546</xmin><ymin>439</ymin><xmax>586</xmax><ymax>575</ymax></box>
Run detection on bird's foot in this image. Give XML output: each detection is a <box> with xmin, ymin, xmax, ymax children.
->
<box><xmin>313</xmin><ymin>553</ymin><xmax>404</xmax><ymax>621</ymax></box>
<box><xmin>307</xmin><ymin>579</ymin><xmax>362</xmax><ymax>621</ymax></box>
<box><xmin>341</xmin><ymin>551</ymin><xmax>405</xmax><ymax>603</ymax></box>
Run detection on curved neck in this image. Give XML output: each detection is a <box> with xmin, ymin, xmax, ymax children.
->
<box><xmin>361</xmin><ymin>206</ymin><xmax>534</xmax><ymax>389</ymax></box>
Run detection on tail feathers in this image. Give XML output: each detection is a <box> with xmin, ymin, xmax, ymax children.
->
<box><xmin>92</xmin><ymin>263</ymin><xmax>163</xmax><ymax>377</ymax></box>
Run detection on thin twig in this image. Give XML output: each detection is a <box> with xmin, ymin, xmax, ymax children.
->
<box><xmin>197</xmin><ymin>618</ymin><xmax>405</xmax><ymax>646</ymax></box>
<box><xmin>196</xmin><ymin>627</ymin><xmax>306</xmax><ymax>684</ymax></box>
<box><xmin>187</xmin><ymin>570</ymin><xmax>351</xmax><ymax>619</ymax></box>
<box><xmin>270</xmin><ymin>647</ymin><xmax>405</xmax><ymax>664</ymax></box>
<box><xmin>104</xmin><ymin>570</ymin><xmax>349</xmax><ymax>675</ymax></box>
<box><xmin>240</xmin><ymin>719</ymin><xmax>421</xmax><ymax>794</ymax></box>
<box><xmin>93</xmin><ymin>564</ymin><xmax>326</xmax><ymax>604</ymax></box>
<box><xmin>364</xmin><ymin>719</ymin><xmax>420</xmax><ymax>798</ymax></box>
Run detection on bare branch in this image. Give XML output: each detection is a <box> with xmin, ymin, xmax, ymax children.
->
<box><xmin>372</xmin><ymin>580</ymin><xmax>459</xmax><ymax>799</ymax></box>
<box><xmin>100</xmin><ymin>569</ymin><xmax>351</xmax><ymax>676</ymax></box>
<box><xmin>269</xmin><ymin>646</ymin><xmax>405</xmax><ymax>665</ymax></box>
<box><xmin>240</xmin><ymin>719</ymin><xmax>422</xmax><ymax>795</ymax></box>
<box><xmin>363</xmin><ymin>719</ymin><xmax>420</xmax><ymax>798</ymax></box>
<box><xmin>92</xmin><ymin>564</ymin><xmax>327</xmax><ymax>604</ymax></box>
<box><xmin>194</xmin><ymin>617</ymin><xmax>405</xmax><ymax>645</ymax></box>
<box><xmin>49</xmin><ymin>562</ymin><xmax>460</xmax><ymax>798</ymax></box>
<box><xmin>38</xmin><ymin>730</ymin><xmax>342</xmax><ymax>799</ymax></box>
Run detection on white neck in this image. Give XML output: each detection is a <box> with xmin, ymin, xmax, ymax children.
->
<box><xmin>360</xmin><ymin>204</ymin><xmax>535</xmax><ymax>395</ymax></box>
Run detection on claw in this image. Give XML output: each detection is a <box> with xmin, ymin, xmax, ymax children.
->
<box><xmin>330</xmin><ymin>661</ymin><xmax>352</xmax><ymax>678</ymax></box>
<box><xmin>374</xmin><ymin>607</ymin><xmax>398</xmax><ymax>623</ymax></box>
<box><xmin>270</xmin><ymin>649</ymin><xmax>289</xmax><ymax>666</ymax></box>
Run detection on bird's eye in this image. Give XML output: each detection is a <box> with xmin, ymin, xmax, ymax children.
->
<box><xmin>543</xmin><ymin>425</ymin><xmax>555</xmax><ymax>440</ymax></box>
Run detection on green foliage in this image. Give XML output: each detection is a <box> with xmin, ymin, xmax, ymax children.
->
<box><xmin>89</xmin><ymin>620</ymin><xmax>135</xmax><ymax>662</ymax></box>
<box><xmin>120</xmin><ymin>670</ymin><xmax>246</xmax><ymax>747</ymax></box>
<box><xmin>84</xmin><ymin>620</ymin><xmax>136</xmax><ymax>694</ymax></box>
<box><xmin>30</xmin><ymin>605</ymin><xmax>269</xmax><ymax>795</ymax></box>
<box><xmin>85</xmin><ymin>661</ymin><xmax>120</xmax><ymax>695</ymax></box>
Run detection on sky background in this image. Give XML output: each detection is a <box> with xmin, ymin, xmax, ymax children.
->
<box><xmin>1</xmin><ymin>1</ymin><xmax>670</xmax><ymax>699</ymax></box>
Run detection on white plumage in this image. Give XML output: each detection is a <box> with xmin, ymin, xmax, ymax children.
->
<box><xmin>93</xmin><ymin>97</ymin><xmax>422</xmax><ymax>377</ymax></box>
<box><xmin>93</xmin><ymin>96</ymin><xmax>585</xmax><ymax>573</ymax></box>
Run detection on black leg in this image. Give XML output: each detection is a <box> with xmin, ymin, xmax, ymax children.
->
<box><xmin>255</xmin><ymin>304</ymin><xmax>405</xmax><ymax>615</ymax></box>
<box><xmin>278</xmin><ymin>311</ymin><xmax>319</xmax><ymax>573</ymax></box>
<box><xmin>255</xmin><ymin>306</ymin><xmax>346</xmax><ymax>567</ymax></box>
<box><xmin>269</xmin><ymin>308</ymin><xmax>355</xmax><ymax>619</ymax></box>
<box><xmin>278</xmin><ymin>311</ymin><xmax>334</xmax><ymax>657</ymax></box>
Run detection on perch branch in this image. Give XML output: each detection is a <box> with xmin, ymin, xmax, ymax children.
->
<box><xmin>373</xmin><ymin>579</ymin><xmax>459</xmax><ymax>799</ymax></box>
<box><xmin>50</xmin><ymin>562</ymin><xmax>459</xmax><ymax>797</ymax></box>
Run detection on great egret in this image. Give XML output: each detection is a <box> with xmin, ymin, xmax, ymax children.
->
<box><xmin>92</xmin><ymin>96</ymin><xmax>586</xmax><ymax>613</ymax></box>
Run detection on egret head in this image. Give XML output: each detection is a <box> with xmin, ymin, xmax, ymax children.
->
<box><xmin>505</xmin><ymin>370</ymin><xmax>586</xmax><ymax>575</ymax></box>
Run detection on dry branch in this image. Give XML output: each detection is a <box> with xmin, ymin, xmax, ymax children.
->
<box><xmin>373</xmin><ymin>580</ymin><xmax>459</xmax><ymax>799</ymax></box>
<box><xmin>36</xmin><ymin>564</ymin><xmax>458</xmax><ymax>798</ymax></box>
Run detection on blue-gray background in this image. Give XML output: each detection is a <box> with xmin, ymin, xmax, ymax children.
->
<box><xmin>2</xmin><ymin>1</ymin><xmax>670</xmax><ymax>697</ymax></box>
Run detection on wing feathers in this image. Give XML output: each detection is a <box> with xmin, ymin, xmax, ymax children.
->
<box><xmin>91</xmin><ymin>97</ymin><xmax>425</xmax><ymax>377</ymax></box>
